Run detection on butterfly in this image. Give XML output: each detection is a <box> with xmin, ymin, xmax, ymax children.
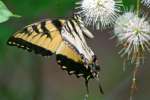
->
<box><xmin>7</xmin><ymin>14</ymin><xmax>104</xmax><ymax>96</ymax></box>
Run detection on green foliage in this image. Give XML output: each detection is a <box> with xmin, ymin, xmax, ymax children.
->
<box><xmin>6</xmin><ymin>0</ymin><xmax>76</xmax><ymax>17</ymax></box>
<box><xmin>0</xmin><ymin>0</ymin><xmax>20</xmax><ymax>23</ymax></box>
<box><xmin>122</xmin><ymin>0</ymin><xmax>137</xmax><ymax>10</ymax></box>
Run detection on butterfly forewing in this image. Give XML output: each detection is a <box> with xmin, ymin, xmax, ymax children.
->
<box><xmin>7</xmin><ymin>19</ymin><xmax>65</xmax><ymax>56</ymax></box>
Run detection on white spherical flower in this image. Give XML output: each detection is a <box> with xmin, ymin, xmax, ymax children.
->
<box><xmin>114</xmin><ymin>12</ymin><xmax>150</xmax><ymax>64</ymax></box>
<box><xmin>76</xmin><ymin>0</ymin><xmax>122</xmax><ymax>29</ymax></box>
<box><xmin>142</xmin><ymin>0</ymin><xmax>150</xmax><ymax>7</ymax></box>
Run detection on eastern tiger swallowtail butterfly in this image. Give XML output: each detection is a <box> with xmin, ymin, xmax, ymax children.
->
<box><xmin>7</xmin><ymin>15</ymin><xmax>104</xmax><ymax>97</ymax></box>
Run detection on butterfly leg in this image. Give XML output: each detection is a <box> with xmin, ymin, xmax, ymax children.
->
<box><xmin>96</xmin><ymin>75</ymin><xmax>104</xmax><ymax>94</ymax></box>
<box><xmin>84</xmin><ymin>79</ymin><xmax>89</xmax><ymax>100</ymax></box>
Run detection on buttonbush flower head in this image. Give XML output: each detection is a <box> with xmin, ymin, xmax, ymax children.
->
<box><xmin>114</xmin><ymin>12</ymin><xmax>150</xmax><ymax>65</ymax></box>
<box><xmin>142</xmin><ymin>0</ymin><xmax>150</xmax><ymax>7</ymax></box>
<box><xmin>76</xmin><ymin>0</ymin><xmax>122</xmax><ymax>29</ymax></box>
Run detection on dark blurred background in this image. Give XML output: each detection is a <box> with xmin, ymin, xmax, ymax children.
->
<box><xmin>0</xmin><ymin>0</ymin><xmax>150</xmax><ymax>100</ymax></box>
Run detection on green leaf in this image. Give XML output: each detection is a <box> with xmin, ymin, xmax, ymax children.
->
<box><xmin>0</xmin><ymin>0</ymin><xmax>21</xmax><ymax>23</ymax></box>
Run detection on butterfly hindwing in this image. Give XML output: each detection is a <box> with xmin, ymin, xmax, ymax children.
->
<box><xmin>56</xmin><ymin>41</ymin><xmax>93</xmax><ymax>78</ymax></box>
<box><xmin>7</xmin><ymin>19</ymin><xmax>65</xmax><ymax>56</ymax></box>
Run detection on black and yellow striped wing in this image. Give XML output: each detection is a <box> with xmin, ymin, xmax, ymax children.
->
<box><xmin>7</xmin><ymin>16</ymin><xmax>104</xmax><ymax>95</ymax></box>
<box><xmin>7</xmin><ymin>18</ymin><xmax>95</xmax><ymax>79</ymax></box>
<box><xmin>56</xmin><ymin>41</ymin><xmax>93</xmax><ymax>79</ymax></box>
<box><xmin>7</xmin><ymin>19</ymin><xmax>65</xmax><ymax>56</ymax></box>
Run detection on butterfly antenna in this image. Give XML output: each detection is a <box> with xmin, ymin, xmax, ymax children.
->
<box><xmin>84</xmin><ymin>79</ymin><xmax>89</xmax><ymax>100</ymax></box>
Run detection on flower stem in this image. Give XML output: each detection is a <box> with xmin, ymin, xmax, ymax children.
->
<box><xmin>136</xmin><ymin>0</ymin><xmax>141</xmax><ymax>16</ymax></box>
<box><xmin>130</xmin><ymin>64</ymin><xmax>139</xmax><ymax>100</ymax></box>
